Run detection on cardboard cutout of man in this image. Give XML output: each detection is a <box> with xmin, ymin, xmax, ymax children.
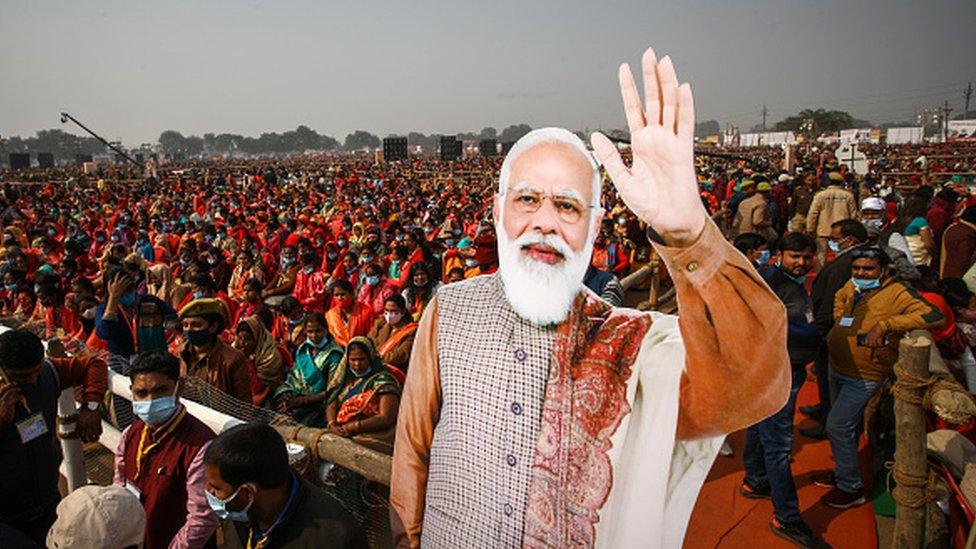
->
<box><xmin>390</xmin><ymin>47</ymin><xmax>791</xmax><ymax>548</ymax></box>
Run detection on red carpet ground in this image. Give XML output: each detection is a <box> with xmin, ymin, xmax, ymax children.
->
<box><xmin>684</xmin><ymin>370</ymin><xmax>879</xmax><ymax>548</ymax></box>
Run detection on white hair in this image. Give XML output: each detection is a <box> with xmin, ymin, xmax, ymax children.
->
<box><xmin>498</xmin><ymin>127</ymin><xmax>601</xmax><ymax>208</ymax></box>
<box><xmin>493</xmin><ymin>128</ymin><xmax>604</xmax><ymax>325</ymax></box>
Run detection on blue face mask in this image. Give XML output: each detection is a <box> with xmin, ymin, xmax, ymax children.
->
<box><xmin>852</xmin><ymin>277</ymin><xmax>881</xmax><ymax>292</ymax></box>
<box><xmin>119</xmin><ymin>290</ymin><xmax>137</xmax><ymax>307</ymax></box>
<box><xmin>4</xmin><ymin>283</ymin><xmax>17</xmax><ymax>292</ymax></box>
<box><xmin>327</xmin><ymin>252</ymin><xmax>338</xmax><ymax>261</ymax></box>
<box><xmin>756</xmin><ymin>249</ymin><xmax>771</xmax><ymax>265</ymax></box>
<box><xmin>365</xmin><ymin>275</ymin><xmax>380</xmax><ymax>286</ymax></box>
<box><xmin>205</xmin><ymin>485</ymin><xmax>253</xmax><ymax>522</ymax></box>
<box><xmin>132</xmin><ymin>392</ymin><xmax>178</xmax><ymax>425</ymax></box>
<box><xmin>303</xmin><ymin>266</ymin><xmax>314</xmax><ymax>275</ymax></box>
<box><xmin>192</xmin><ymin>291</ymin><xmax>206</xmax><ymax>300</ymax></box>
<box><xmin>828</xmin><ymin>240</ymin><xmax>842</xmax><ymax>253</ymax></box>
<box><xmin>306</xmin><ymin>335</ymin><xmax>330</xmax><ymax>349</ymax></box>
<box><xmin>776</xmin><ymin>261</ymin><xmax>807</xmax><ymax>285</ymax></box>
<box><xmin>281</xmin><ymin>257</ymin><xmax>296</xmax><ymax>267</ymax></box>
<box><xmin>352</xmin><ymin>365</ymin><xmax>373</xmax><ymax>378</ymax></box>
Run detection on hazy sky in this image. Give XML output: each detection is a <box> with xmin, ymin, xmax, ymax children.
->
<box><xmin>2</xmin><ymin>0</ymin><xmax>975</xmax><ymax>145</ymax></box>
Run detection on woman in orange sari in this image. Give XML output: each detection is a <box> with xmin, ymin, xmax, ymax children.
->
<box><xmin>366</xmin><ymin>294</ymin><xmax>417</xmax><ymax>373</ymax></box>
<box><xmin>324</xmin><ymin>280</ymin><xmax>372</xmax><ymax>347</ymax></box>
<box><xmin>325</xmin><ymin>336</ymin><xmax>400</xmax><ymax>454</ymax></box>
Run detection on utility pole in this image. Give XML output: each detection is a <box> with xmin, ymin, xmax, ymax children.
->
<box><xmin>761</xmin><ymin>105</ymin><xmax>768</xmax><ymax>131</ymax></box>
<box><xmin>943</xmin><ymin>101</ymin><xmax>952</xmax><ymax>143</ymax></box>
<box><xmin>965</xmin><ymin>82</ymin><xmax>973</xmax><ymax>116</ymax></box>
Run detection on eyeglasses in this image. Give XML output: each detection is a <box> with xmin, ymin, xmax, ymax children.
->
<box><xmin>509</xmin><ymin>190</ymin><xmax>595</xmax><ymax>224</ymax></box>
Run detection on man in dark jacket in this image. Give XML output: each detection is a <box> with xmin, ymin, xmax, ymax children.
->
<box><xmin>0</xmin><ymin>329</ymin><xmax>107</xmax><ymax>544</ymax></box>
<box><xmin>800</xmin><ymin>220</ymin><xmax>868</xmax><ymax>439</ymax></box>
<box><xmin>740</xmin><ymin>233</ymin><xmax>827</xmax><ymax>548</ymax></box>
<box><xmin>203</xmin><ymin>422</ymin><xmax>367</xmax><ymax>548</ymax></box>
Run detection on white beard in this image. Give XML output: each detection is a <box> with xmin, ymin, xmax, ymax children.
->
<box><xmin>496</xmin><ymin>221</ymin><xmax>594</xmax><ymax>326</ymax></box>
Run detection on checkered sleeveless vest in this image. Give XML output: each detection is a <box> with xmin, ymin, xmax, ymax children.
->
<box><xmin>422</xmin><ymin>274</ymin><xmax>556</xmax><ymax>548</ymax></box>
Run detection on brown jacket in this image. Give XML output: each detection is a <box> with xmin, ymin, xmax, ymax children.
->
<box><xmin>179</xmin><ymin>339</ymin><xmax>252</xmax><ymax>403</ymax></box>
<box><xmin>389</xmin><ymin>220</ymin><xmax>790</xmax><ymax>547</ymax></box>
<box><xmin>805</xmin><ymin>185</ymin><xmax>857</xmax><ymax>237</ymax></box>
<box><xmin>828</xmin><ymin>277</ymin><xmax>944</xmax><ymax>380</ymax></box>
<box><xmin>732</xmin><ymin>193</ymin><xmax>771</xmax><ymax>237</ymax></box>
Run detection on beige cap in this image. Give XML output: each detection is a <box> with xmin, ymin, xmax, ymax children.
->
<box><xmin>46</xmin><ymin>485</ymin><xmax>146</xmax><ymax>549</ymax></box>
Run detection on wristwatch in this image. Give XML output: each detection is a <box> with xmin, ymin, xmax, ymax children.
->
<box><xmin>85</xmin><ymin>401</ymin><xmax>100</xmax><ymax>411</ymax></box>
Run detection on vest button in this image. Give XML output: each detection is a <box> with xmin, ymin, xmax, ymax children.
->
<box><xmin>504</xmin><ymin>503</ymin><xmax>513</xmax><ymax>516</ymax></box>
<box><xmin>514</xmin><ymin>348</ymin><xmax>526</xmax><ymax>362</ymax></box>
<box><xmin>506</xmin><ymin>454</ymin><xmax>517</xmax><ymax>467</ymax></box>
<box><xmin>511</xmin><ymin>402</ymin><xmax>522</xmax><ymax>415</ymax></box>
<box><xmin>686</xmin><ymin>261</ymin><xmax>699</xmax><ymax>273</ymax></box>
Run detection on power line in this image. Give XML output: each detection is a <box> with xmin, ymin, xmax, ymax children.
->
<box><xmin>707</xmin><ymin>78</ymin><xmax>972</xmax><ymax>124</ymax></box>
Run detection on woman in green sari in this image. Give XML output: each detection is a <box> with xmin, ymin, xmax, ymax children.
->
<box><xmin>325</xmin><ymin>336</ymin><xmax>401</xmax><ymax>454</ymax></box>
<box><xmin>273</xmin><ymin>313</ymin><xmax>343</xmax><ymax>426</ymax></box>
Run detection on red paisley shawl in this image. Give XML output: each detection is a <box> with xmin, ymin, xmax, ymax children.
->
<box><xmin>523</xmin><ymin>290</ymin><xmax>653</xmax><ymax>548</ymax></box>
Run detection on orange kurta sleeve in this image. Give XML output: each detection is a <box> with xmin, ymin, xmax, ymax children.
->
<box><xmin>52</xmin><ymin>355</ymin><xmax>108</xmax><ymax>403</ymax></box>
<box><xmin>652</xmin><ymin>219</ymin><xmax>790</xmax><ymax>440</ymax></box>
<box><xmin>390</xmin><ymin>297</ymin><xmax>442</xmax><ymax>548</ymax></box>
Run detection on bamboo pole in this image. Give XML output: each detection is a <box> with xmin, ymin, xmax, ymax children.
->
<box><xmin>273</xmin><ymin>424</ymin><xmax>393</xmax><ymax>485</ymax></box>
<box><xmin>892</xmin><ymin>335</ymin><xmax>933</xmax><ymax>548</ymax></box>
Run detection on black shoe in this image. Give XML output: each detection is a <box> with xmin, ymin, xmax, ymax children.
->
<box><xmin>812</xmin><ymin>471</ymin><xmax>836</xmax><ymax>488</ymax></box>
<box><xmin>739</xmin><ymin>481</ymin><xmax>771</xmax><ymax>500</ymax></box>
<box><xmin>799</xmin><ymin>404</ymin><xmax>822</xmax><ymax>421</ymax></box>
<box><xmin>799</xmin><ymin>425</ymin><xmax>827</xmax><ymax>440</ymax></box>
<box><xmin>770</xmin><ymin>519</ymin><xmax>832</xmax><ymax>548</ymax></box>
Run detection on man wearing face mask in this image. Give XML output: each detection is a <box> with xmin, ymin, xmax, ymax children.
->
<box><xmin>800</xmin><ymin>220</ymin><xmax>868</xmax><ymax>439</ymax></box>
<box><xmin>818</xmin><ymin>246</ymin><xmax>944</xmax><ymax>509</ymax></box>
<box><xmin>733</xmin><ymin>232</ymin><xmax>771</xmax><ymax>270</ymax></box>
<box><xmin>0</xmin><ymin>329</ymin><xmax>106</xmax><ymax>545</ymax></box>
<box><xmin>113</xmin><ymin>350</ymin><xmax>219</xmax><ymax>549</ymax></box>
<box><xmin>178</xmin><ymin>298</ymin><xmax>252</xmax><ymax>404</ymax></box>
<box><xmin>203</xmin><ymin>422</ymin><xmax>367</xmax><ymax>548</ymax></box>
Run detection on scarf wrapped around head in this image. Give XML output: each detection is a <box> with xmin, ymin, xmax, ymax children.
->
<box><xmin>326</xmin><ymin>336</ymin><xmax>398</xmax><ymax>406</ymax></box>
<box><xmin>147</xmin><ymin>263</ymin><xmax>174</xmax><ymax>305</ymax></box>
<box><xmin>240</xmin><ymin>316</ymin><xmax>284</xmax><ymax>385</ymax></box>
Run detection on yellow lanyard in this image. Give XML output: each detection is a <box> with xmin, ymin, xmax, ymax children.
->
<box><xmin>134</xmin><ymin>408</ymin><xmax>187</xmax><ymax>480</ymax></box>
<box><xmin>246</xmin><ymin>528</ymin><xmax>268</xmax><ymax>549</ymax></box>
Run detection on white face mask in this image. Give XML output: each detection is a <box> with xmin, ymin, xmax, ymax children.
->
<box><xmin>384</xmin><ymin>311</ymin><xmax>403</xmax><ymax>325</ymax></box>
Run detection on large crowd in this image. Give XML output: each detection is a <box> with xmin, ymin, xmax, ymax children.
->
<box><xmin>1</xmin><ymin>136</ymin><xmax>976</xmax><ymax>547</ymax></box>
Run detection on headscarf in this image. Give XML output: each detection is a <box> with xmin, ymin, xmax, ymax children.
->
<box><xmin>147</xmin><ymin>263</ymin><xmax>174</xmax><ymax>306</ymax></box>
<box><xmin>326</xmin><ymin>336</ymin><xmax>398</xmax><ymax>406</ymax></box>
<box><xmin>239</xmin><ymin>316</ymin><xmax>284</xmax><ymax>385</ymax></box>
